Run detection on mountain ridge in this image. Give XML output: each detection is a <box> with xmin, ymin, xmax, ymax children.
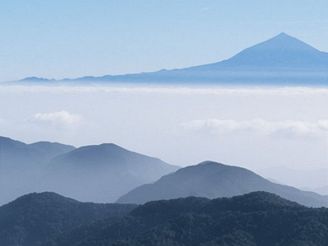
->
<box><xmin>41</xmin><ymin>142</ymin><xmax>178</xmax><ymax>203</ymax></box>
<box><xmin>117</xmin><ymin>161</ymin><xmax>328</xmax><ymax>207</ymax></box>
<box><xmin>52</xmin><ymin>191</ymin><xmax>328</xmax><ymax>246</ymax></box>
<box><xmin>0</xmin><ymin>192</ymin><xmax>136</xmax><ymax>246</ymax></box>
<box><xmin>0</xmin><ymin>136</ymin><xmax>75</xmax><ymax>170</ymax></box>
<box><xmin>17</xmin><ymin>33</ymin><xmax>328</xmax><ymax>85</ymax></box>
<box><xmin>187</xmin><ymin>32</ymin><xmax>328</xmax><ymax>70</ymax></box>
<box><xmin>0</xmin><ymin>136</ymin><xmax>178</xmax><ymax>205</ymax></box>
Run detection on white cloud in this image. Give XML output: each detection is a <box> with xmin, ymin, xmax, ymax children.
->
<box><xmin>3</xmin><ymin>85</ymin><xmax>328</xmax><ymax>96</ymax></box>
<box><xmin>33</xmin><ymin>111</ymin><xmax>82</xmax><ymax>127</ymax></box>
<box><xmin>181</xmin><ymin>119</ymin><xmax>328</xmax><ymax>138</ymax></box>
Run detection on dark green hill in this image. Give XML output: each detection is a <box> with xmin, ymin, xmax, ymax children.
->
<box><xmin>0</xmin><ymin>192</ymin><xmax>136</xmax><ymax>246</ymax></box>
<box><xmin>54</xmin><ymin>192</ymin><xmax>328</xmax><ymax>246</ymax></box>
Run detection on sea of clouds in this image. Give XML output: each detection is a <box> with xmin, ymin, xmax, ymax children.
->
<box><xmin>0</xmin><ymin>84</ymin><xmax>327</xmax><ymax>189</ymax></box>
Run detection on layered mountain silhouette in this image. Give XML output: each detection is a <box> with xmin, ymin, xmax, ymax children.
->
<box><xmin>19</xmin><ymin>33</ymin><xmax>328</xmax><ymax>85</ymax></box>
<box><xmin>0</xmin><ymin>136</ymin><xmax>177</xmax><ymax>205</ymax></box>
<box><xmin>46</xmin><ymin>143</ymin><xmax>178</xmax><ymax>202</ymax></box>
<box><xmin>0</xmin><ymin>192</ymin><xmax>136</xmax><ymax>246</ymax></box>
<box><xmin>51</xmin><ymin>143</ymin><xmax>175</xmax><ymax>175</ymax></box>
<box><xmin>2</xmin><ymin>135</ymin><xmax>328</xmax><ymax>245</ymax></box>
<box><xmin>2</xmin><ymin>136</ymin><xmax>328</xmax><ymax>207</ymax></box>
<box><xmin>0</xmin><ymin>136</ymin><xmax>76</xmax><ymax>204</ymax></box>
<box><xmin>117</xmin><ymin>161</ymin><xmax>328</xmax><ymax>207</ymax></box>
<box><xmin>49</xmin><ymin>192</ymin><xmax>328</xmax><ymax>246</ymax></box>
<box><xmin>3</xmin><ymin>191</ymin><xmax>328</xmax><ymax>246</ymax></box>
<box><xmin>0</xmin><ymin>136</ymin><xmax>74</xmax><ymax>170</ymax></box>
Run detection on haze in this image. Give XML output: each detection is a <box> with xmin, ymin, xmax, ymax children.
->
<box><xmin>0</xmin><ymin>84</ymin><xmax>327</xmax><ymax>190</ymax></box>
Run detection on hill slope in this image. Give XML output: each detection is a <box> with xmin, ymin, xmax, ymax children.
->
<box><xmin>29</xmin><ymin>141</ymin><xmax>75</xmax><ymax>160</ymax></box>
<box><xmin>0</xmin><ymin>136</ymin><xmax>75</xmax><ymax>170</ymax></box>
<box><xmin>0</xmin><ymin>192</ymin><xmax>136</xmax><ymax>246</ymax></box>
<box><xmin>54</xmin><ymin>192</ymin><xmax>328</xmax><ymax>246</ymax></box>
<box><xmin>190</xmin><ymin>32</ymin><xmax>328</xmax><ymax>70</ymax></box>
<box><xmin>0</xmin><ymin>137</ymin><xmax>75</xmax><ymax>205</ymax></box>
<box><xmin>46</xmin><ymin>143</ymin><xmax>178</xmax><ymax>202</ymax></box>
<box><xmin>0</xmin><ymin>136</ymin><xmax>42</xmax><ymax>170</ymax></box>
<box><xmin>0</xmin><ymin>136</ymin><xmax>177</xmax><ymax>205</ymax></box>
<box><xmin>117</xmin><ymin>161</ymin><xmax>328</xmax><ymax>207</ymax></box>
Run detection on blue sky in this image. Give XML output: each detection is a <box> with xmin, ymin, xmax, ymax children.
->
<box><xmin>1</xmin><ymin>0</ymin><xmax>328</xmax><ymax>81</ymax></box>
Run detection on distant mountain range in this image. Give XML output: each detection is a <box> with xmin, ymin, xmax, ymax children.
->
<box><xmin>18</xmin><ymin>33</ymin><xmax>328</xmax><ymax>85</ymax></box>
<box><xmin>46</xmin><ymin>143</ymin><xmax>178</xmax><ymax>202</ymax></box>
<box><xmin>0</xmin><ymin>136</ymin><xmax>76</xmax><ymax>205</ymax></box>
<box><xmin>2</xmin><ymin>136</ymin><xmax>328</xmax><ymax>245</ymax></box>
<box><xmin>2</xmin><ymin>191</ymin><xmax>328</xmax><ymax>246</ymax></box>
<box><xmin>0</xmin><ymin>136</ymin><xmax>177</xmax><ymax>205</ymax></box>
<box><xmin>0</xmin><ymin>136</ymin><xmax>74</xmax><ymax>170</ymax></box>
<box><xmin>117</xmin><ymin>161</ymin><xmax>328</xmax><ymax>207</ymax></box>
<box><xmin>1</xmin><ymin>136</ymin><xmax>328</xmax><ymax>207</ymax></box>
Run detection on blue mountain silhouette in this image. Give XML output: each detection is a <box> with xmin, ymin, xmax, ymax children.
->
<box><xmin>20</xmin><ymin>33</ymin><xmax>328</xmax><ymax>85</ymax></box>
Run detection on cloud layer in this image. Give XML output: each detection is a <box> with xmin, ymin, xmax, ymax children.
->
<box><xmin>33</xmin><ymin>111</ymin><xmax>82</xmax><ymax>127</ymax></box>
<box><xmin>3</xmin><ymin>85</ymin><xmax>328</xmax><ymax>96</ymax></box>
<box><xmin>182</xmin><ymin>119</ymin><xmax>328</xmax><ymax>138</ymax></box>
<box><xmin>1</xmin><ymin>84</ymin><xmax>328</xmax><ymax>171</ymax></box>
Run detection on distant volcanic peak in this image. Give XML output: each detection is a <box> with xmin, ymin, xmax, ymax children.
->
<box><xmin>18</xmin><ymin>32</ymin><xmax>328</xmax><ymax>84</ymax></box>
<box><xmin>276</xmin><ymin>32</ymin><xmax>289</xmax><ymax>37</ymax></box>
<box><xmin>215</xmin><ymin>32</ymin><xmax>326</xmax><ymax>69</ymax></box>
<box><xmin>254</xmin><ymin>32</ymin><xmax>319</xmax><ymax>52</ymax></box>
<box><xmin>271</xmin><ymin>32</ymin><xmax>299</xmax><ymax>41</ymax></box>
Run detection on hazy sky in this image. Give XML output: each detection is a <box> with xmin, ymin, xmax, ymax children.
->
<box><xmin>1</xmin><ymin>1</ymin><xmax>328</xmax><ymax>192</ymax></box>
<box><xmin>1</xmin><ymin>85</ymin><xmax>328</xmax><ymax>175</ymax></box>
<box><xmin>1</xmin><ymin>0</ymin><xmax>328</xmax><ymax>81</ymax></box>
